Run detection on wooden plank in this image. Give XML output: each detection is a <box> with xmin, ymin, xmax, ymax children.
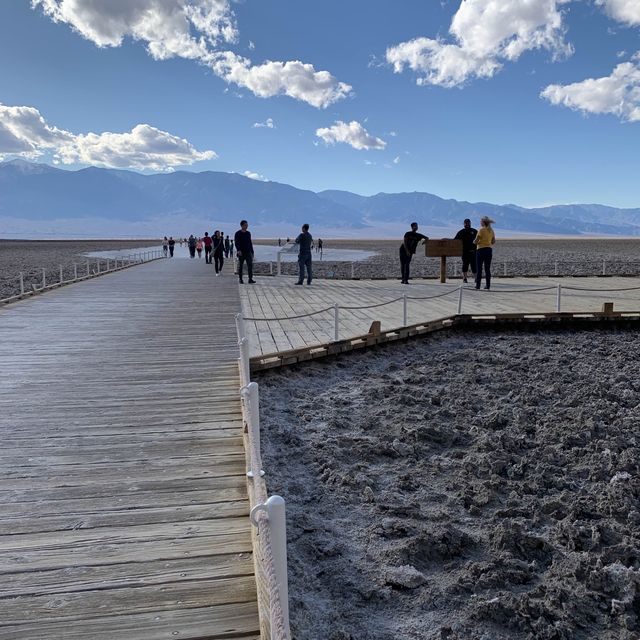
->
<box><xmin>0</xmin><ymin>603</ymin><xmax>260</xmax><ymax>640</ymax></box>
<box><xmin>0</xmin><ymin>261</ymin><xmax>258</xmax><ymax>638</ymax></box>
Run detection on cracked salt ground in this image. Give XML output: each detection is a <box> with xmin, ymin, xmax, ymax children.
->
<box><xmin>257</xmin><ymin>329</ymin><xmax>640</xmax><ymax>640</ymax></box>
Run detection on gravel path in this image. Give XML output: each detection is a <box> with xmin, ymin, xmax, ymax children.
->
<box><xmin>258</xmin><ymin>328</ymin><xmax>640</xmax><ymax>640</ymax></box>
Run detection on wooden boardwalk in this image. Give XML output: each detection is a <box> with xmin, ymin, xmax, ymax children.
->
<box><xmin>240</xmin><ymin>276</ymin><xmax>640</xmax><ymax>357</ymax></box>
<box><xmin>0</xmin><ymin>259</ymin><xmax>259</xmax><ymax>639</ymax></box>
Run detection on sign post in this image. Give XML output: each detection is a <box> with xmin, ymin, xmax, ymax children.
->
<box><xmin>425</xmin><ymin>239</ymin><xmax>463</xmax><ymax>283</ymax></box>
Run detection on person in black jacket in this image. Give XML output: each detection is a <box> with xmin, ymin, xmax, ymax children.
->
<box><xmin>399</xmin><ymin>222</ymin><xmax>428</xmax><ymax>284</ymax></box>
<box><xmin>212</xmin><ymin>230</ymin><xmax>225</xmax><ymax>275</ymax></box>
<box><xmin>234</xmin><ymin>220</ymin><xmax>256</xmax><ymax>284</ymax></box>
<box><xmin>454</xmin><ymin>218</ymin><xmax>478</xmax><ymax>283</ymax></box>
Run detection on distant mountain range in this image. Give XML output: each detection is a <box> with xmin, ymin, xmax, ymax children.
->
<box><xmin>1</xmin><ymin>159</ymin><xmax>639</xmax><ymax>237</ymax></box>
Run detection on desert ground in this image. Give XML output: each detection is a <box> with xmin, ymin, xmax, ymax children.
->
<box><xmin>258</xmin><ymin>328</ymin><xmax>640</xmax><ymax>640</ymax></box>
<box><xmin>0</xmin><ymin>239</ymin><xmax>160</xmax><ymax>299</ymax></box>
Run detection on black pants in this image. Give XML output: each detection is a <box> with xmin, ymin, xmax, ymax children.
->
<box><xmin>189</xmin><ymin>247</ymin><xmax>196</xmax><ymax>258</ymax></box>
<box><xmin>169</xmin><ymin>246</ymin><xmax>174</xmax><ymax>257</ymax></box>
<box><xmin>462</xmin><ymin>250</ymin><xmax>477</xmax><ymax>274</ymax></box>
<box><xmin>205</xmin><ymin>246</ymin><xmax>212</xmax><ymax>263</ymax></box>
<box><xmin>238</xmin><ymin>253</ymin><xmax>253</xmax><ymax>281</ymax></box>
<box><xmin>214</xmin><ymin>252</ymin><xmax>224</xmax><ymax>273</ymax></box>
<box><xmin>399</xmin><ymin>246</ymin><xmax>412</xmax><ymax>283</ymax></box>
<box><xmin>297</xmin><ymin>254</ymin><xmax>312</xmax><ymax>284</ymax></box>
<box><xmin>475</xmin><ymin>247</ymin><xmax>492</xmax><ymax>289</ymax></box>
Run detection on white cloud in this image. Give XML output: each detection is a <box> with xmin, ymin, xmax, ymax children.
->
<box><xmin>595</xmin><ymin>0</ymin><xmax>640</xmax><ymax>26</ymax></box>
<box><xmin>316</xmin><ymin>121</ymin><xmax>386</xmax><ymax>150</ymax></box>
<box><xmin>0</xmin><ymin>104</ymin><xmax>73</xmax><ymax>158</ymax></box>
<box><xmin>541</xmin><ymin>60</ymin><xmax>640</xmax><ymax>122</ymax></box>
<box><xmin>210</xmin><ymin>52</ymin><xmax>352</xmax><ymax>109</ymax></box>
<box><xmin>58</xmin><ymin>124</ymin><xmax>217</xmax><ymax>170</ymax></box>
<box><xmin>253</xmin><ymin>118</ymin><xmax>275</xmax><ymax>129</ymax></box>
<box><xmin>242</xmin><ymin>170</ymin><xmax>267</xmax><ymax>181</ymax></box>
<box><xmin>0</xmin><ymin>104</ymin><xmax>216</xmax><ymax>169</ymax></box>
<box><xmin>386</xmin><ymin>0</ymin><xmax>572</xmax><ymax>87</ymax></box>
<box><xmin>393</xmin><ymin>156</ymin><xmax>400</xmax><ymax>164</ymax></box>
<box><xmin>32</xmin><ymin>0</ymin><xmax>351</xmax><ymax>108</ymax></box>
<box><xmin>32</xmin><ymin>0</ymin><xmax>237</xmax><ymax>59</ymax></box>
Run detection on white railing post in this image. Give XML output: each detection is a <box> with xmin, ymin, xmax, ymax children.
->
<box><xmin>250</xmin><ymin>496</ymin><xmax>291</xmax><ymax>639</ymax></box>
<box><xmin>554</xmin><ymin>261</ymin><xmax>558</xmax><ymax>276</ymax></box>
<box><xmin>242</xmin><ymin>382</ymin><xmax>264</xmax><ymax>478</ymax></box>
<box><xmin>276</xmin><ymin>252</ymin><xmax>282</xmax><ymax>276</ymax></box>
<box><xmin>269</xmin><ymin>261</ymin><xmax>273</xmax><ymax>276</ymax></box>
<box><xmin>453</xmin><ymin>261</ymin><xmax>457</xmax><ymax>277</ymax></box>
<box><xmin>351</xmin><ymin>262</ymin><xmax>355</xmax><ymax>279</ymax></box>
<box><xmin>239</xmin><ymin>337</ymin><xmax>250</xmax><ymax>387</ymax></box>
<box><xmin>457</xmin><ymin>284</ymin><xmax>463</xmax><ymax>314</ymax></box>
<box><xmin>42</xmin><ymin>268</ymin><xmax>46</xmax><ymax>289</ymax></box>
<box><xmin>602</xmin><ymin>259</ymin><xmax>606</xmax><ymax>276</ymax></box>
<box><xmin>106</xmin><ymin>258</ymin><xmax>110</xmax><ymax>271</ymax></box>
<box><xmin>503</xmin><ymin>261</ymin><xmax>507</xmax><ymax>277</ymax></box>
<box><xmin>19</xmin><ymin>272</ymin><xmax>24</xmax><ymax>296</ymax></box>
<box><xmin>556</xmin><ymin>283</ymin><xmax>562</xmax><ymax>313</ymax></box>
<box><xmin>59</xmin><ymin>264</ymin><xmax>63</xmax><ymax>284</ymax></box>
<box><xmin>86</xmin><ymin>260</ymin><xmax>90</xmax><ymax>277</ymax></box>
<box><xmin>235</xmin><ymin>312</ymin><xmax>246</xmax><ymax>340</ymax></box>
<box><xmin>334</xmin><ymin>303</ymin><xmax>339</xmax><ymax>341</ymax></box>
<box><xmin>97</xmin><ymin>260</ymin><xmax>101</xmax><ymax>275</ymax></box>
<box><xmin>73</xmin><ymin>263</ymin><xmax>78</xmax><ymax>280</ymax></box>
<box><xmin>402</xmin><ymin>293</ymin><xmax>407</xmax><ymax>326</ymax></box>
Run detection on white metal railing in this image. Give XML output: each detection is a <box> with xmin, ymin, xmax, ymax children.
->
<box><xmin>256</xmin><ymin>258</ymin><xmax>640</xmax><ymax>280</ymax></box>
<box><xmin>236</xmin><ymin>314</ymin><xmax>291</xmax><ymax>640</ymax></box>
<box><xmin>0</xmin><ymin>249</ymin><xmax>165</xmax><ymax>304</ymax></box>
<box><xmin>242</xmin><ymin>282</ymin><xmax>640</xmax><ymax>340</ymax></box>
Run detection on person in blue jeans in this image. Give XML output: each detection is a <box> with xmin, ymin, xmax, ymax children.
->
<box><xmin>295</xmin><ymin>223</ymin><xmax>313</xmax><ymax>285</ymax></box>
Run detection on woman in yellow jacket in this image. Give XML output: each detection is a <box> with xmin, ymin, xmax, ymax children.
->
<box><xmin>473</xmin><ymin>216</ymin><xmax>495</xmax><ymax>290</ymax></box>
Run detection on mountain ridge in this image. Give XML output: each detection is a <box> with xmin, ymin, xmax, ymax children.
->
<box><xmin>1</xmin><ymin>160</ymin><xmax>638</xmax><ymax>236</ymax></box>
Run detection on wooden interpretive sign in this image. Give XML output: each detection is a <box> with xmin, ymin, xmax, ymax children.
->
<box><xmin>425</xmin><ymin>239</ymin><xmax>463</xmax><ymax>283</ymax></box>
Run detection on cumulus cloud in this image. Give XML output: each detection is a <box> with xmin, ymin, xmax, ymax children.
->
<box><xmin>242</xmin><ymin>170</ymin><xmax>267</xmax><ymax>181</ymax></box>
<box><xmin>316</xmin><ymin>121</ymin><xmax>386</xmax><ymax>150</ymax></box>
<box><xmin>541</xmin><ymin>60</ymin><xmax>640</xmax><ymax>122</ymax></box>
<box><xmin>0</xmin><ymin>104</ymin><xmax>216</xmax><ymax>169</ymax></box>
<box><xmin>32</xmin><ymin>0</ymin><xmax>237</xmax><ymax>59</ymax></box>
<box><xmin>210</xmin><ymin>52</ymin><xmax>352</xmax><ymax>109</ymax></box>
<box><xmin>32</xmin><ymin>0</ymin><xmax>351</xmax><ymax>108</ymax></box>
<box><xmin>595</xmin><ymin>0</ymin><xmax>640</xmax><ymax>26</ymax></box>
<box><xmin>253</xmin><ymin>118</ymin><xmax>275</xmax><ymax>129</ymax></box>
<box><xmin>0</xmin><ymin>104</ymin><xmax>73</xmax><ymax>158</ymax></box>
<box><xmin>58</xmin><ymin>124</ymin><xmax>217</xmax><ymax>170</ymax></box>
<box><xmin>393</xmin><ymin>156</ymin><xmax>400</xmax><ymax>164</ymax></box>
<box><xmin>386</xmin><ymin>0</ymin><xmax>572</xmax><ymax>87</ymax></box>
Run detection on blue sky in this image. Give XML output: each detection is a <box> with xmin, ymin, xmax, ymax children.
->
<box><xmin>0</xmin><ymin>0</ymin><xmax>639</xmax><ymax>208</ymax></box>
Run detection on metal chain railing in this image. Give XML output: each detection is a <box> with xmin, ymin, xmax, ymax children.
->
<box><xmin>242</xmin><ymin>280</ymin><xmax>640</xmax><ymax>340</ymax></box>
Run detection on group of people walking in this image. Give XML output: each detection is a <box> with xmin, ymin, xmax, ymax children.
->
<box><xmin>162</xmin><ymin>233</ymin><xmax>234</xmax><ymax>274</ymax></box>
<box><xmin>399</xmin><ymin>216</ymin><xmax>496</xmax><ymax>289</ymax></box>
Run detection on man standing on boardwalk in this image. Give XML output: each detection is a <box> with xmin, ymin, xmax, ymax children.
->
<box><xmin>295</xmin><ymin>223</ymin><xmax>313</xmax><ymax>285</ymax></box>
<box><xmin>224</xmin><ymin>234</ymin><xmax>230</xmax><ymax>258</ymax></box>
<box><xmin>400</xmin><ymin>222</ymin><xmax>428</xmax><ymax>284</ymax></box>
<box><xmin>234</xmin><ymin>220</ymin><xmax>256</xmax><ymax>284</ymax></box>
<box><xmin>454</xmin><ymin>218</ymin><xmax>477</xmax><ymax>283</ymax></box>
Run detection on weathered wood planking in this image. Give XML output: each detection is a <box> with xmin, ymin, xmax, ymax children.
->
<box><xmin>240</xmin><ymin>275</ymin><xmax>640</xmax><ymax>359</ymax></box>
<box><xmin>0</xmin><ymin>260</ymin><xmax>259</xmax><ymax>639</ymax></box>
